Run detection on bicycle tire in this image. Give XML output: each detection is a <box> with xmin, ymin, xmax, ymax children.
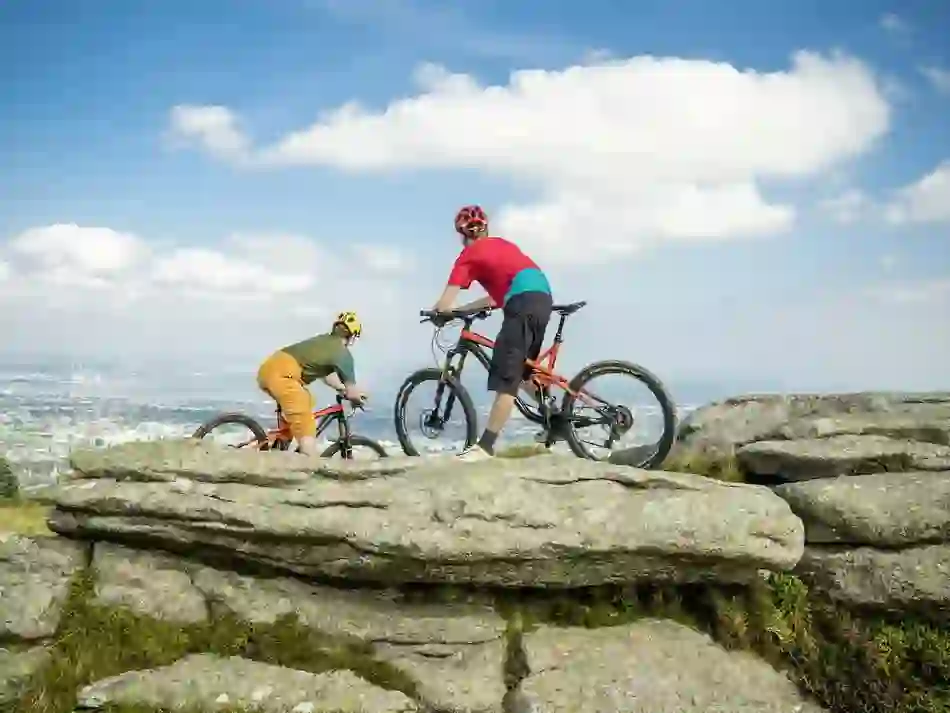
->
<box><xmin>321</xmin><ymin>434</ymin><xmax>389</xmax><ymax>459</ymax></box>
<box><xmin>560</xmin><ymin>360</ymin><xmax>677</xmax><ymax>467</ymax></box>
<box><xmin>191</xmin><ymin>412</ymin><xmax>269</xmax><ymax>449</ymax></box>
<box><xmin>393</xmin><ymin>367</ymin><xmax>478</xmax><ymax>456</ymax></box>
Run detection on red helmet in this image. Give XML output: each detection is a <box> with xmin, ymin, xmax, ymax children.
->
<box><xmin>454</xmin><ymin>205</ymin><xmax>488</xmax><ymax>237</ymax></box>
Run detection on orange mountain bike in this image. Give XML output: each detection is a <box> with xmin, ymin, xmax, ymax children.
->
<box><xmin>193</xmin><ymin>394</ymin><xmax>387</xmax><ymax>459</ymax></box>
<box><xmin>393</xmin><ymin>301</ymin><xmax>676</xmax><ymax>465</ymax></box>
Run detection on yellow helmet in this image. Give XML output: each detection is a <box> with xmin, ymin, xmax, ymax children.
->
<box><xmin>333</xmin><ymin>310</ymin><xmax>362</xmax><ymax>339</ymax></box>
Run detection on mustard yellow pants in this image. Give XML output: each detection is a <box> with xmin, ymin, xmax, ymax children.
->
<box><xmin>256</xmin><ymin>351</ymin><xmax>315</xmax><ymax>440</ymax></box>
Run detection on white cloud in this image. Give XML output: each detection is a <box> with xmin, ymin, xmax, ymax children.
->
<box><xmin>10</xmin><ymin>223</ymin><xmax>149</xmax><ymax>275</ymax></box>
<box><xmin>820</xmin><ymin>188</ymin><xmax>869</xmax><ymax>224</ymax></box>
<box><xmin>920</xmin><ymin>66</ymin><xmax>950</xmax><ymax>94</ymax></box>
<box><xmin>351</xmin><ymin>244</ymin><xmax>411</xmax><ymax>274</ymax></box>
<box><xmin>0</xmin><ymin>225</ymin><xmax>418</xmax><ymax>380</ymax></box>
<box><xmin>885</xmin><ymin>160</ymin><xmax>950</xmax><ymax>225</ymax></box>
<box><xmin>167</xmin><ymin>105</ymin><xmax>250</xmax><ymax>161</ymax></box>
<box><xmin>879</xmin><ymin>13</ymin><xmax>910</xmax><ymax>35</ymax></box>
<box><xmin>169</xmin><ymin>51</ymin><xmax>890</xmax><ymax>266</ymax></box>
<box><xmin>866</xmin><ymin>278</ymin><xmax>950</xmax><ymax>305</ymax></box>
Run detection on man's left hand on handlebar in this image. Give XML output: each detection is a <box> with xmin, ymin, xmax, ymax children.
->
<box><xmin>342</xmin><ymin>384</ymin><xmax>367</xmax><ymax>405</ymax></box>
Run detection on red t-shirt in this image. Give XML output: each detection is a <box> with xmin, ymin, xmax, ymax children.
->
<box><xmin>446</xmin><ymin>236</ymin><xmax>542</xmax><ymax>307</ymax></box>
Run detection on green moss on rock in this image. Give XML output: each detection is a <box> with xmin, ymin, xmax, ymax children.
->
<box><xmin>0</xmin><ymin>455</ymin><xmax>19</xmax><ymax>500</ymax></box>
<box><xmin>14</xmin><ymin>572</ymin><xmax>418</xmax><ymax>713</ymax></box>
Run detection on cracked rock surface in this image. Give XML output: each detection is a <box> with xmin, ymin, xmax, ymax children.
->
<box><xmin>46</xmin><ymin>440</ymin><xmax>804</xmax><ymax>587</ymax></box>
<box><xmin>512</xmin><ymin>619</ymin><xmax>827</xmax><ymax>713</ymax></box>
<box><xmin>0</xmin><ymin>534</ymin><xmax>87</xmax><ymax>640</ymax></box>
<box><xmin>797</xmin><ymin>544</ymin><xmax>950</xmax><ymax>619</ymax></box>
<box><xmin>76</xmin><ymin>653</ymin><xmax>419</xmax><ymax>712</ymax></box>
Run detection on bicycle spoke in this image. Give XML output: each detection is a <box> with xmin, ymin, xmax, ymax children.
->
<box><xmin>562</xmin><ymin>366</ymin><xmax>672</xmax><ymax>462</ymax></box>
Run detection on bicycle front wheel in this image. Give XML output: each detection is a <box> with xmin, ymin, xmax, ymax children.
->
<box><xmin>393</xmin><ymin>368</ymin><xmax>478</xmax><ymax>456</ymax></box>
<box><xmin>321</xmin><ymin>434</ymin><xmax>389</xmax><ymax>459</ymax></box>
<box><xmin>560</xmin><ymin>360</ymin><xmax>677</xmax><ymax>466</ymax></box>
<box><xmin>191</xmin><ymin>412</ymin><xmax>269</xmax><ymax>450</ymax></box>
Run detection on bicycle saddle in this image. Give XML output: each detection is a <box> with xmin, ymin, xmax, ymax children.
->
<box><xmin>552</xmin><ymin>300</ymin><xmax>587</xmax><ymax>315</ymax></box>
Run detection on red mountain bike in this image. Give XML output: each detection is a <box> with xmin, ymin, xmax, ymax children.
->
<box><xmin>393</xmin><ymin>301</ymin><xmax>676</xmax><ymax>465</ymax></box>
<box><xmin>193</xmin><ymin>394</ymin><xmax>387</xmax><ymax>459</ymax></box>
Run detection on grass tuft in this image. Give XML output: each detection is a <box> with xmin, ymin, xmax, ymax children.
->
<box><xmin>0</xmin><ymin>498</ymin><xmax>52</xmax><ymax>535</ymax></box>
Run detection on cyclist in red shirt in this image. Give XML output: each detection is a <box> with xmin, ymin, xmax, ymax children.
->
<box><xmin>431</xmin><ymin>205</ymin><xmax>555</xmax><ymax>461</ymax></box>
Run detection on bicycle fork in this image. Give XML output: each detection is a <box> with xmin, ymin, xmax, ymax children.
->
<box><xmin>427</xmin><ymin>349</ymin><xmax>467</xmax><ymax>430</ymax></box>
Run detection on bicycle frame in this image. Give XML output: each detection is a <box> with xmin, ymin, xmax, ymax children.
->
<box><xmin>237</xmin><ymin>395</ymin><xmax>356</xmax><ymax>450</ymax></box>
<box><xmin>438</xmin><ymin>309</ymin><xmax>600</xmax><ymax>413</ymax></box>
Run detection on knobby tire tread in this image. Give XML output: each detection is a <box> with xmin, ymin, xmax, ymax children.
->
<box><xmin>561</xmin><ymin>359</ymin><xmax>677</xmax><ymax>467</ymax></box>
<box><xmin>393</xmin><ymin>367</ymin><xmax>478</xmax><ymax>456</ymax></box>
<box><xmin>321</xmin><ymin>434</ymin><xmax>388</xmax><ymax>459</ymax></box>
<box><xmin>191</xmin><ymin>412</ymin><xmax>268</xmax><ymax>448</ymax></box>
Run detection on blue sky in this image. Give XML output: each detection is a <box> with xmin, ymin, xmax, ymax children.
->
<box><xmin>1</xmin><ymin>0</ymin><xmax>949</xmax><ymax>401</ymax></box>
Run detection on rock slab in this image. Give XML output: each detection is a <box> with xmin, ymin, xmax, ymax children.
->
<box><xmin>675</xmin><ymin>392</ymin><xmax>950</xmax><ymax>460</ymax></box>
<box><xmin>737</xmin><ymin>436</ymin><xmax>950</xmax><ymax>482</ymax></box>
<box><xmin>0</xmin><ymin>646</ymin><xmax>50</xmax><ymax>706</ymax></box>
<box><xmin>0</xmin><ymin>534</ymin><xmax>87</xmax><ymax>640</ymax></box>
<box><xmin>46</xmin><ymin>441</ymin><xmax>805</xmax><ymax>587</ymax></box>
<box><xmin>92</xmin><ymin>542</ymin><xmax>508</xmax><ymax>713</ymax></box>
<box><xmin>774</xmin><ymin>471</ymin><xmax>950</xmax><ymax>546</ymax></box>
<box><xmin>76</xmin><ymin>653</ymin><xmax>419</xmax><ymax>712</ymax></box>
<box><xmin>797</xmin><ymin>544</ymin><xmax>950</xmax><ymax>620</ymax></box>
<box><xmin>513</xmin><ymin>619</ymin><xmax>826</xmax><ymax>713</ymax></box>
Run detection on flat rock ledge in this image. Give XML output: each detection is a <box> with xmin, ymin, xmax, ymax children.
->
<box><xmin>737</xmin><ymin>435</ymin><xmax>950</xmax><ymax>482</ymax></box>
<box><xmin>773</xmin><ymin>471</ymin><xmax>950</xmax><ymax>546</ymax></box>
<box><xmin>674</xmin><ymin>392</ymin><xmax>950</xmax><ymax>461</ymax></box>
<box><xmin>75</xmin><ymin>654</ymin><xmax>419</xmax><ymax>713</ymax></box>
<box><xmin>511</xmin><ymin>619</ymin><xmax>827</xmax><ymax>713</ymax></box>
<box><xmin>45</xmin><ymin>440</ymin><xmax>805</xmax><ymax>587</ymax></box>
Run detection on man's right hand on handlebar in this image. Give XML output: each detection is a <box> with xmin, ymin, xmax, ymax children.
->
<box><xmin>420</xmin><ymin>306</ymin><xmax>494</xmax><ymax>327</ymax></box>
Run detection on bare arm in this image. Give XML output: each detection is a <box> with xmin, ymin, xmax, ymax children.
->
<box><xmin>433</xmin><ymin>285</ymin><xmax>462</xmax><ymax>312</ymax></box>
<box><xmin>323</xmin><ymin>372</ymin><xmax>346</xmax><ymax>393</ymax></box>
<box><xmin>456</xmin><ymin>295</ymin><xmax>496</xmax><ymax>312</ymax></box>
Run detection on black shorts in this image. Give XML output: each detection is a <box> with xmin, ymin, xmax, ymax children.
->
<box><xmin>487</xmin><ymin>291</ymin><xmax>553</xmax><ymax>395</ymax></box>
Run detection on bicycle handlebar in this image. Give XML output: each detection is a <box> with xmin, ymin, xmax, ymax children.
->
<box><xmin>419</xmin><ymin>307</ymin><xmax>495</xmax><ymax>325</ymax></box>
<box><xmin>334</xmin><ymin>393</ymin><xmax>368</xmax><ymax>412</ymax></box>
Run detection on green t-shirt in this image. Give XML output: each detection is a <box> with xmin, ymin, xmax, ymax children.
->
<box><xmin>280</xmin><ymin>333</ymin><xmax>356</xmax><ymax>386</ymax></box>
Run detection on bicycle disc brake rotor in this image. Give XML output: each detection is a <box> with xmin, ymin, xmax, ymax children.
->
<box><xmin>419</xmin><ymin>409</ymin><xmax>445</xmax><ymax>439</ymax></box>
<box><xmin>609</xmin><ymin>405</ymin><xmax>635</xmax><ymax>439</ymax></box>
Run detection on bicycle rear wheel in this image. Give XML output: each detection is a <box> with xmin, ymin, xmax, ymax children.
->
<box><xmin>192</xmin><ymin>412</ymin><xmax>269</xmax><ymax>450</ymax></box>
<box><xmin>560</xmin><ymin>360</ymin><xmax>676</xmax><ymax>466</ymax></box>
<box><xmin>321</xmin><ymin>434</ymin><xmax>388</xmax><ymax>459</ymax></box>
